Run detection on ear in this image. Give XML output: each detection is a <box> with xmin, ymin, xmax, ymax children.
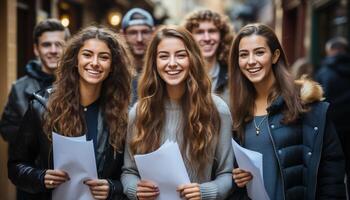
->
<box><xmin>272</xmin><ymin>49</ymin><xmax>280</xmax><ymax>64</ymax></box>
<box><xmin>33</xmin><ymin>44</ymin><xmax>39</xmax><ymax>57</ymax></box>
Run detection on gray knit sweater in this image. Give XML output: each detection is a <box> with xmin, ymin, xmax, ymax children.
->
<box><xmin>121</xmin><ymin>95</ymin><xmax>234</xmax><ymax>200</ymax></box>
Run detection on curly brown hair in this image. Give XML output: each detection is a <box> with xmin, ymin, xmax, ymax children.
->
<box><xmin>183</xmin><ymin>9</ymin><xmax>234</xmax><ymax>66</ymax></box>
<box><xmin>130</xmin><ymin>26</ymin><xmax>220</xmax><ymax>175</ymax></box>
<box><xmin>43</xmin><ymin>26</ymin><xmax>131</xmax><ymax>152</ymax></box>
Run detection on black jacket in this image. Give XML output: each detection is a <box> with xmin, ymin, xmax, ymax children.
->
<box><xmin>315</xmin><ymin>53</ymin><xmax>350</xmax><ymax>173</ymax></box>
<box><xmin>0</xmin><ymin>60</ymin><xmax>54</xmax><ymax>143</ymax></box>
<box><xmin>7</xmin><ymin>90</ymin><xmax>127</xmax><ymax>200</ymax></box>
<box><xmin>231</xmin><ymin>80</ymin><xmax>346</xmax><ymax>200</ymax></box>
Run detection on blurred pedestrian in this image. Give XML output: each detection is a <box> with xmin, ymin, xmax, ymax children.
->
<box><xmin>315</xmin><ymin>36</ymin><xmax>350</xmax><ymax>196</ymax></box>
<box><xmin>121</xmin><ymin>8</ymin><xmax>155</xmax><ymax>106</ymax></box>
<box><xmin>291</xmin><ymin>57</ymin><xmax>313</xmax><ymax>79</ymax></box>
<box><xmin>0</xmin><ymin>18</ymin><xmax>69</xmax><ymax>200</ymax></box>
<box><xmin>121</xmin><ymin>26</ymin><xmax>233</xmax><ymax>200</ymax></box>
<box><xmin>8</xmin><ymin>26</ymin><xmax>131</xmax><ymax>200</ymax></box>
<box><xmin>0</xmin><ymin>18</ymin><xmax>69</xmax><ymax>143</ymax></box>
<box><xmin>183</xmin><ymin>9</ymin><xmax>234</xmax><ymax>104</ymax></box>
<box><xmin>228</xmin><ymin>23</ymin><xmax>346</xmax><ymax>199</ymax></box>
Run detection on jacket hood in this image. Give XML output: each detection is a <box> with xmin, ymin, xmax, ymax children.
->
<box><xmin>295</xmin><ymin>76</ymin><xmax>324</xmax><ymax>104</ymax></box>
<box><xmin>322</xmin><ymin>53</ymin><xmax>350</xmax><ymax>76</ymax></box>
<box><xmin>25</xmin><ymin>60</ymin><xmax>54</xmax><ymax>81</ymax></box>
<box><xmin>268</xmin><ymin>77</ymin><xmax>324</xmax><ymax>113</ymax></box>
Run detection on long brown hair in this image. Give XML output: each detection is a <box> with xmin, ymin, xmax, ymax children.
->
<box><xmin>130</xmin><ymin>26</ymin><xmax>220</xmax><ymax>174</ymax></box>
<box><xmin>44</xmin><ymin>26</ymin><xmax>131</xmax><ymax>152</ymax></box>
<box><xmin>183</xmin><ymin>9</ymin><xmax>234</xmax><ymax>66</ymax></box>
<box><xmin>228</xmin><ymin>23</ymin><xmax>305</xmax><ymax>142</ymax></box>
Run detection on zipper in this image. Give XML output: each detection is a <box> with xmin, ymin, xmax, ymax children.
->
<box><xmin>266</xmin><ymin>116</ymin><xmax>286</xmax><ymax>200</ymax></box>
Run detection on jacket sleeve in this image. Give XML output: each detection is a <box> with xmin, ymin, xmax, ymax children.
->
<box><xmin>0</xmin><ymin>85</ymin><xmax>26</xmax><ymax>143</ymax></box>
<box><xmin>316</xmin><ymin>111</ymin><xmax>346</xmax><ymax>199</ymax></box>
<box><xmin>7</xmin><ymin>100</ymin><xmax>48</xmax><ymax>193</ymax></box>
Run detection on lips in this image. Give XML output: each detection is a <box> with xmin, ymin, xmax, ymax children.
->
<box><xmin>86</xmin><ymin>69</ymin><xmax>102</xmax><ymax>76</ymax></box>
<box><xmin>165</xmin><ymin>70</ymin><xmax>182</xmax><ymax>76</ymax></box>
<box><xmin>247</xmin><ymin>67</ymin><xmax>262</xmax><ymax>74</ymax></box>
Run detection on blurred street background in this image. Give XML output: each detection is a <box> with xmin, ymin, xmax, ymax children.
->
<box><xmin>0</xmin><ymin>0</ymin><xmax>349</xmax><ymax>199</ymax></box>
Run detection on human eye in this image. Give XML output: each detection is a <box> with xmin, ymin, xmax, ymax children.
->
<box><xmin>193</xmin><ymin>29</ymin><xmax>204</xmax><ymax>35</ymax></box>
<box><xmin>256</xmin><ymin>50</ymin><xmax>265</xmax><ymax>56</ymax></box>
<box><xmin>81</xmin><ymin>52</ymin><xmax>91</xmax><ymax>57</ymax></box>
<box><xmin>41</xmin><ymin>42</ymin><xmax>51</xmax><ymax>48</ymax></box>
<box><xmin>177</xmin><ymin>52</ymin><xmax>187</xmax><ymax>59</ymax></box>
<box><xmin>100</xmin><ymin>54</ymin><xmax>110</xmax><ymax>61</ymax></box>
<box><xmin>158</xmin><ymin>53</ymin><xmax>168</xmax><ymax>60</ymax></box>
<box><xmin>239</xmin><ymin>52</ymin><xmax>248</xmax><ymax>58</ymax></box>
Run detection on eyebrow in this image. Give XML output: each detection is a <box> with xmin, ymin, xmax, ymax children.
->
<box><xmin>157</xmin><ymin>49</ymin><xmax>187</xmax><ymax>54</ymax></box>
<box><xmin>81</xmin><ymin>49</ymin><xmax>111</xmax><ymax>55</ymax></box>
<box><xmin>239</xmin><ymin>47</ymin><xmax>266</xmax><ymax>52</ymax></box>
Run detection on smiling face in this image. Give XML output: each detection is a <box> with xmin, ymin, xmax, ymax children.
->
<box><xmin>156</xmin><ymin>37</ymin><xmax>190</xmax><ymax>96</ymax></box>
<box><xmin>34</xmin><ymin>31</ymin><xmax>66</xmax><ymax>74</ymax></box>
<box><xmin>192</xmin><ymin>20</ymin><xmax>220</xmax><ymax>61</ymax></box>
<box><xmin>77</xmin><ymin>38</ymin><xmax>112</xmax><ymax>90</ymax></box>
<box><xmin>238</xmin><ymin>35</ymin><xmax>280</xmax><ymax>88</ymax></box>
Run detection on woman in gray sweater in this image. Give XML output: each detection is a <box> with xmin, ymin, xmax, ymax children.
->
<box><xmin>121</xmin><ymin>26</ymin><xmax>233</xmax><ymax>200</ymax></box>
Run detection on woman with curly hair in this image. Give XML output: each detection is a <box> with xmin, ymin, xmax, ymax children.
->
<box><xmin>183</xmin><ymin>9</ymin><xmax>234</xmax><ymax>104</ymax></box>
<box><xmin>121</xmin><ymin>26</ymin><xmax>233</xmax><ymax>200</ymax></box>
<box><xmin>8</xmin><ymin>26</ymin><xmax>131</xmax><ymax>200</ymax></box>
<box><xmin>228</xmin><ymin>23</ymin><xmax>346</xmax><ymax>199</ymax></box>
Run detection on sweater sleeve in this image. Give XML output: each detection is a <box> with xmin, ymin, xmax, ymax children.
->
<box><xmin>121</xmin><ymin>105</ymin><xmax>140</xmax><ymax>200</ymax></box>
<box><xmin>199</xmin><ymin>96</ymin><xmax>234</xmax><ymax>200</ymax></box>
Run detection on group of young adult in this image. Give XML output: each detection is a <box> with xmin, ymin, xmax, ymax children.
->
<box><xmin>1</xmin><ymin>7</ymin><xmax>347</xmax><ymax>200</ymax></box>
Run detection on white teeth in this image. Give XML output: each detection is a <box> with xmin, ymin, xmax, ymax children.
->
<box><xmin>87</xmin><ymin>69</ymin><xmax>100</xmax><ymax>75</ymax></box>
<box><xmin>166</xmin><ymin>70</ymin><xmax>181</xmax><ymax>75</ymax></box>
<box><xmin>247</xmin><ymin>68</ymin><xmax>261</xmax><ymax>73</ymax></box>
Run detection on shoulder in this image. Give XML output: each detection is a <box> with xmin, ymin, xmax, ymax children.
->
<box><xmin>211</xmin><ymin>94</ymin><xmax>231</xmax><ymax>115</ymax></box>
<box><xmin>11</xmin><ymin>75</ymin><xmax>38</xmax><ymax>90</ymax></box>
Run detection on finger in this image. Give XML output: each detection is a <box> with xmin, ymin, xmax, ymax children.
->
<box><xmin>235</xmin><ymin>176</ymin><xmax>253</xmax><ymax>184</ymax></box>
<box><xmin>184</xmin><ymin>190</ymin><xmax>200</xmax><ymax>199</ymax></box>
<box><xmin>233</xmin><ymin>172</ymin><xmax>252</xmax><ymax>180</ymax></box>
<box><xmin>137</xmin><ymin>191</ymin><xmax>159</xmax><ymax>198</ymax></box>
<box><xmin>92</xmin><ymin>194</ymin><xmax>108</xmax><ymax>200</ymax></box>
<box><xmin>138</xmin><ymin>180</ymin><xmax>158</xmax><ymax>189</ymax></box>
<box><xmin>91</xmin><ymin>189</ymin><xmax>108</xmax><ymax>196</ymax></box>
<box><xmin>91</xmin><ymin>185</ymin><xmax>109</xmax><ymax>192</ymax></box>
<box><xmin>46</xmin><ymin>169</ymin><xmax>69</xmax><ymax>178</ymax></box>
<box><xmin>45</xmin><ymin>174</ymin><xmax>69</xmax><ymax>182</ymax></box>
<box><xmin>137</xmin><ymin>186</ymin><xmax>159</xmax><ymax>193</ymax></box>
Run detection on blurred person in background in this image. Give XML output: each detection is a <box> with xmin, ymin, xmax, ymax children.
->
<box><xmin>183</xmin><ymin>9</ymin><xmax>234</xmax><ymax>105</ymax></box>
<box><xmin>0</xmin><ymin>18</ymin><xmax>69</xmax><ymax>200</ymax></box>
<box><xmin>291</xmin><ymin>57</ymin><xmax>314</xmax><ymax>80</ymax></box>
<box><xmin>121</xmin><ymin>8</ymin><xmax>155</xmax><ymax>106</ymax></box>
<box><xmin>315</xmin><ymin>36</ymin><xmax>350</xmax><ymax>196</ymax></box>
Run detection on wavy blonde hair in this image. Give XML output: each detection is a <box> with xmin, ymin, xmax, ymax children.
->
<box><xmin>130</xmin><ymin>26</ymin><xmax>220</xmax><ymax>174</ymax></box>
<box><xmin>44</xmin><ymin>26</ymin><xmax>131</xmax><ymax>152</ymax></box>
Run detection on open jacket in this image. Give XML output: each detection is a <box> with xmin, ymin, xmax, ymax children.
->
<box><xmin>0</xmin><ymin>60</ymin><xmax>54</xmax><ymax>143</ymax></box>
<box><xmin>231</xmin><ymin>79</ymin><xmax>346</xmax><ymax>200</ymax></box>
<box><xmin>7</xmin><ymin>89</ymin><xmax>127</xmax><ymax>200</ymax></box>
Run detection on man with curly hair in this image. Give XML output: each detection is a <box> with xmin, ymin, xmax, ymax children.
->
<box><xmin>183</xmin><ymin>9</ymin><xmax>234</xmax><ymax>104</ymax></box>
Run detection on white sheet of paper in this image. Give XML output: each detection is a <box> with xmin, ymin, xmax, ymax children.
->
<box><xmin>52</xmin><ymin>132</ymin><xmax>97</xmax><ymax>200</ymax></box>
<box><xmin>134</xmin><ymin>140</ymin><xmax>190</xmax><ymax>200</ymax></box>
<box><xmin>232</xmin><ymin>139</ymin><xmax>270</xmax><ymax>200</ymax></box>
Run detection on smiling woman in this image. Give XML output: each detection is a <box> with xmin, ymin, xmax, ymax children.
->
<box><xmin>121</xmin><ymin>26</ymin><xmax>234</xmax><ymax>200</ymax></box>
<box><xmin>8</xmin><ymin>26</ymin><xmax>132</xmax><ymax>200</ymax></box>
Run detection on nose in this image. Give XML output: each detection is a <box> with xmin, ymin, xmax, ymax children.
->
<box><xmin>248</xmin><ymin>54</ymin><xmax>256</xmax><ymax>65</ymax></box>
<box><xmin>49</xmin><ymin>44</ymin><xmax>58</xmax><ymax>53</ymax></box>
<box><xmin>136</xmin><ymin>32</ymin><xmax>143</xmax><ymax>42</ymax></box>
<box><xmin>168</xmin><ymin>56</ymin><xmax>177</xmax><ymax>68</ymax></box>
<box><xmin>91</xmin><ymin>55</ymin><xmax>98</xmax><ymax>67</ymax></box>
<box><xmin>203</xmin><ymin>31</ymin><xmax>210</xmax><ymax>41</ymax></box>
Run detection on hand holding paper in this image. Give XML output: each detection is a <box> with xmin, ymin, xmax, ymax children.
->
<box><xmin>52</xmin><ymin>132</ymin><xmax>98</xmax><ymax>200</ymax></box>
<box><xmin>231</xmin><ymin>139</ymin><xmax>270</xmax><ymax>200</ymax></box>
<box><xmin>134</xmin><ymin>140</ymin><xmax>190</xmax><ymax>200</ymax></box>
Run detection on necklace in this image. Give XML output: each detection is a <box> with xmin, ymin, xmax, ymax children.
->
<box><xmin>253</xmin><ymin>115</ymin><xmax>268</xmax><ymax>135</ymax></box>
